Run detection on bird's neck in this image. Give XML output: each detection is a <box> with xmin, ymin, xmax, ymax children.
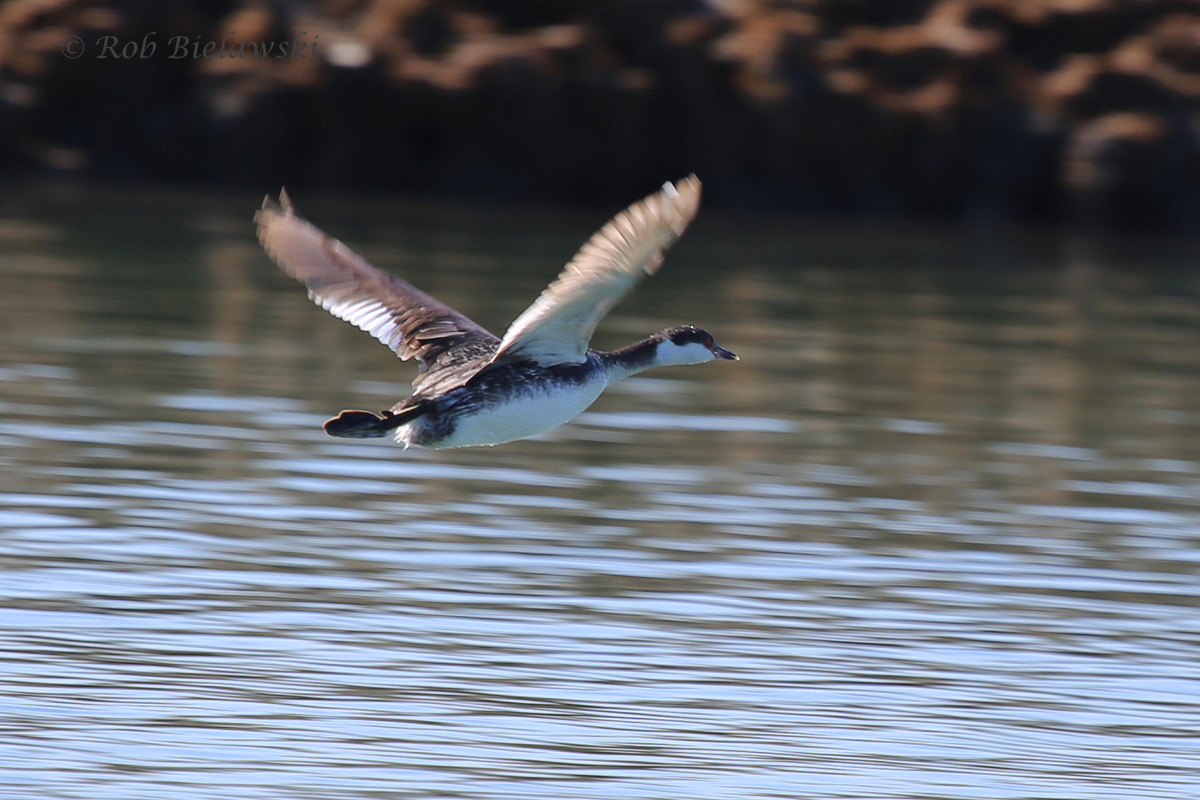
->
<box><xmin>601</xmin><ymin>338</ymin><xmax>666</xmax><ymax>383</ymax></box>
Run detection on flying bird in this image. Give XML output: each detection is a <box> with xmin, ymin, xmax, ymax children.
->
<box><xmin>255</xmin><ymin>176</ymin><xmax>737</xmax><ymax>449</ymax></box>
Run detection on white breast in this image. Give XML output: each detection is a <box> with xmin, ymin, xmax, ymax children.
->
<box><xmin>409</xmin><ymin>378</ymin><xmax>609</xmax><ymax>449</ymax></box>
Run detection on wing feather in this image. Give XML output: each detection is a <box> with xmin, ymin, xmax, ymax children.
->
<box><xmin>256</xmin><ymin>191</ymin><xmax>499</xmax><ymax>391</ymax></box>
<box><xmin>489</xmin><ymin>176</ymin><xmax>701</xmax><ymax>367</ymax></box>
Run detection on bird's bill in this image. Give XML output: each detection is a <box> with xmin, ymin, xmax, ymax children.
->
<box><xmin>711</xmin><ymin>345</ymin><xmax>739</xmax><ymax>361</ymax></box>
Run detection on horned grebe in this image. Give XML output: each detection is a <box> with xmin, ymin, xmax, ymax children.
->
<box><xmin>256</xmin><ymin>176</ymin><xmax>737</xmax><ymax>449</ymax></box>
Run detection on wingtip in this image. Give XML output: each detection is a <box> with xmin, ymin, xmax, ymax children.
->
<box><xmin>256</xmin><ymin>188</ymin><xmax>300</xmax><ymax>227</ymax></box>
<box><xmin>665</xmin><ymin>174</ymin><xmax>701</xmax><ymax>227</ymax></box>
<box><xmin>252</xmin><ymin>190</ymin><xmax>298</xmax><ymax>231</ymax></box>
<box><xmin>662</xmin><ymin>174</ymin><xmax>701</xmax><ymax>198</ymax></box>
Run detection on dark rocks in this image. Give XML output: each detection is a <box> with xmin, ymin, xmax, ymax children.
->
<box><xmin>2</xmin><ymin>0</ymin><xmax>1199</xmax><ymax>229</ymax></box>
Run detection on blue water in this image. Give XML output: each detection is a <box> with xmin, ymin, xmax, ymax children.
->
<box><xmin>0</xmin><ymin>185</ymin><xmax>1197</xmax><ymax>799</ymax></box>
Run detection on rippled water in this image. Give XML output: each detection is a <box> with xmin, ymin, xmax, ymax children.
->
<box><xmin>1</xmin><ymin>184</ymin><xmax>1199</xmax><ymax>799</ymax></box>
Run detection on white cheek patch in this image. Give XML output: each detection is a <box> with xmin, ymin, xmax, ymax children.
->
<box><xmin>658</xmin><ymin>340</ymin><xmax>716</xmax><ymax>366</ymax></box>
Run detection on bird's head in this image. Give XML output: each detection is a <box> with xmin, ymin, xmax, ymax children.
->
<box><xmin>652</xmin><ymin>325</ymin><xmax>739</xmax><ymax>366</ymax></box>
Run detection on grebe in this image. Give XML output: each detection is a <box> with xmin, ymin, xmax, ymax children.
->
<box><xmin>255</xmin><ymin>176</ymin><xmax>737</xmax><ymax>449</ymax></box>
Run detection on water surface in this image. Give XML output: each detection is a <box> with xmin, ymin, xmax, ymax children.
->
<box><xmin>1</xmin><ymin>184</ymin><xmax>1198</xmax><ymax>799</ymax></box>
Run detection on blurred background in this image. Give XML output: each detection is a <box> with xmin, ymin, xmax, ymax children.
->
<box><xmin>2</xmin><ymin>3</ymin><xmax>1200</xmax><ymax>800</ymax></box>
<box><xmin>4</xmin><ymin>0</ymin><xmax>1200</xmax><ymax>228</ymax></box>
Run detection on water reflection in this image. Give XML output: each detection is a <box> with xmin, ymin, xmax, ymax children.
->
<box><xmin>0</xmin><ymin>184</ymin><xmax>1198</xmax><ymax>799</ymax></box>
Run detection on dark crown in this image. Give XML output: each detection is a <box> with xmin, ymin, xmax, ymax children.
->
<box><xmin>663</xmin><ymin>325</ymin><xmax>713</xmax><ymax>347</ymax></box>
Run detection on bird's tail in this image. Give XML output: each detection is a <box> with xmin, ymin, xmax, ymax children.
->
<box><xmin>323</xmin><ymin>406</ymin><xmax>424</xmax><ymax>439</ymax></box>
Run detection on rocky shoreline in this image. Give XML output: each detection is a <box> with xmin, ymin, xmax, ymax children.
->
<box><xmin>3</xmin><ymin>0</ymin><xmax>1199</xmax><ymax>229</ymax></box>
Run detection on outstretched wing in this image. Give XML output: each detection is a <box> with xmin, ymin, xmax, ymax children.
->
<box><xmin>488</xmin><ymin>175</ymin><xmax>702</xmax><ymax>367</ymax></box>
<box><xmin>256</xmin><ymin>191</ymin><xmax>500</xmax><ymax>392</ymax></box>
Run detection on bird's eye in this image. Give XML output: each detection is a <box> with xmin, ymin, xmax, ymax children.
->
<box><xmin>704</xmin><ymin>335</ymin><xmax>714</xmax><ymax>348</ymax></box>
